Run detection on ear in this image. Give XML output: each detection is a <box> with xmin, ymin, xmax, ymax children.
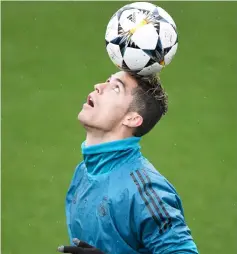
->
<box><xmin>122</xmin><ymin>112</ymin><xmax>143</xmax><ymax>128</ymax></box>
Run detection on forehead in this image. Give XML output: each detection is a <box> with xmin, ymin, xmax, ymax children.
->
<box><xmin>110</xmin><ymin>71</ymin><xmax>138</xmax><ymax>91</ymax></box>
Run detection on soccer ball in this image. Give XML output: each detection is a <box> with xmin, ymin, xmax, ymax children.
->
<box><xmin>105</xmin><ymin>2</ymin><xmax>178</xmax><ymax>76</ymax></box>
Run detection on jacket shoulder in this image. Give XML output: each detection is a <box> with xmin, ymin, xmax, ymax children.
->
<box><xmin>127</xmin><ymin>156</ymin><xmax>184</xmax><ymax>214</ymax></box>
<box><xmin>112</xmin><ymin>156</ymin><xmax>178</xmax><ymax>205</ymax></box>
<box><xmin>129</xmin><ymin>156</ymin><xmax>177</xmax><ymax>193</ymax></box>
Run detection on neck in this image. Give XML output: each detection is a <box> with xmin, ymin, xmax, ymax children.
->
<box><xmin>85</xmin><ymin>129</ymin><xmax>133</xmax><ymax>147</ymax></box>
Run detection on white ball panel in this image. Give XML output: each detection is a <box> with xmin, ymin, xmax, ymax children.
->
<box><xmin>157</xmin><ymin>6</ymin><xmax>176</xmax><ymax>28</ymax></box>
<box><xmin>164</xmin><ymin>43</ymin><xmax>178</xmax><ymax>65</ymax></box>
<box><xmin>123</xmin><ymin>47</ymin><xmax>150</xmax><ymax>70</ymax></box>
<box><xmin>106</xmin><ymin>43</ymin><xmax>123</xmax><ymax>67</ymax></box>
<box><xmin>105</xmin><ymin>14</ymin><xmax>119</xmax><ymax>42</ymax></box>
<box><xmin>131</xmin><ymin>23</ymin><xmax>158</xmax><ymax>50</ymax></box>
<box><xmin>119</xmin><ymin>9</ymin><xmax>147</xmax><ymax>32</ymax></box>
<box><xmin>159</xmin><ymin>22</ymin><xmax>177</xmax><ymax>48</ymax></box>
<box><xmin>137</xmin><ymin>62</ymin><xmax>163</xmax><ymax>76</ymax></box>
<box><xmin>129</xmin><ymin>2</ymin><xmax>156</xmax><ymax>12</ymax></box>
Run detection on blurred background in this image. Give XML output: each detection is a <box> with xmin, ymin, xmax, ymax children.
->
<box><xmin>2</xmin><ymin>1</ymin><xmax>237</xmax><ymax>254</ymax></box>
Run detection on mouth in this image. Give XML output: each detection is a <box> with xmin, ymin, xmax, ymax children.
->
<box><xmin>87</xmin><ymin>95</ymin><xmax>94</xmax><ymax>108</ymax></box>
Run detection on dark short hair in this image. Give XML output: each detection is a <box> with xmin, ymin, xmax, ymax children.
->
<box><xmin>129</xmin><ymin>73</ymin><xmax>168</xmax><ymax>137</ymax></box>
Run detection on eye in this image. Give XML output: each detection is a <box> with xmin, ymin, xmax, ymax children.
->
<box><xmin>113</xmin><ymin>85</ymin><xmax>120</xmax><ymax>93</ymax></box>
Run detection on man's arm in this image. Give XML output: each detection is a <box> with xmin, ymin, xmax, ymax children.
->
<box><xmin>130</xmin><ymin>168</ymin><xmax>198</xmax><ymax>254</ymax></box>
<box><xmin>65</xmin><ymin>162</ymin><xmax>85</xmax><ymax>245</ymax></box>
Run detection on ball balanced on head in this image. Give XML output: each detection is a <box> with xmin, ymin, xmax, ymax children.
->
<box><xmin>105</xmin><ymin>2</ymin><xmax>178</xmax><ymax>76</ymax></box>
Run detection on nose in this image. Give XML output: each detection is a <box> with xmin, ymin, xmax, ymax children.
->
<box><xmin>94</xmin><ymin>83</ymin><xmax>106</xmax><ymax>94</ymax></box>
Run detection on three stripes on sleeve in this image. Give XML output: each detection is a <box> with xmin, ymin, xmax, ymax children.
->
<box><xmin>130</xmin><ymin>169</ymin><xmax>172</xmax><ymax>235</ymax></box>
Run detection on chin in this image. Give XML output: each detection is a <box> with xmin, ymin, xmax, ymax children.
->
<box><xmin>78</xmin><ymin>110</ymin><xmax>86</xmax><ymax>123</ymax></box>
<box><xmin>78</xmin><ymin>111</ymin><xmax>93</xmax><ymax>128</ymax></box>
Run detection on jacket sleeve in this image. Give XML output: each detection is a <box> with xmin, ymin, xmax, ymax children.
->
<box><xmin>65</xmin><ymin>162</ymin><xmax>85</xmax><ymax>245</ymax></box>
<box><xmin>130</xmin><ymin>169</ymin><xmax>198</xmax><ymax>254</ymax></box>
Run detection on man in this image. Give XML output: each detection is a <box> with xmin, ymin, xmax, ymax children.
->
<box><xmin>57</xmin><ymin>71</ymin><xmax>198</xmax><ymax>253</ymax></box>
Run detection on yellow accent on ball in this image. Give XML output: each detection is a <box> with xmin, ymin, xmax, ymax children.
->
<box><xmin>160</xmin><ymin>60</ymin><xmax>165</xmax><ymax>66</ymax></box>
<box><xmin>130</xmin><ymin>19</ymin><xmax>147</xmax><ymax>34</ymax></box>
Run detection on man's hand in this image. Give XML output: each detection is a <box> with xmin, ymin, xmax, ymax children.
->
<box><xmin>57</xmin><ymin>238</ymin><xmax>105</xmax><ymax>254</ymax></box>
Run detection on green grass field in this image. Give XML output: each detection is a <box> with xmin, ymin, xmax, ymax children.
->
<box><xmin>2</xmin><ymin>1</ymin><xmax>237</xmax><ymax>254</ymax></box>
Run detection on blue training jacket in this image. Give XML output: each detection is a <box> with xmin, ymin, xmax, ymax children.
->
<box><xmin>65</xmin><ymin>137</ymin><xmax>198</xmax><ymax>253</ymax></box>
